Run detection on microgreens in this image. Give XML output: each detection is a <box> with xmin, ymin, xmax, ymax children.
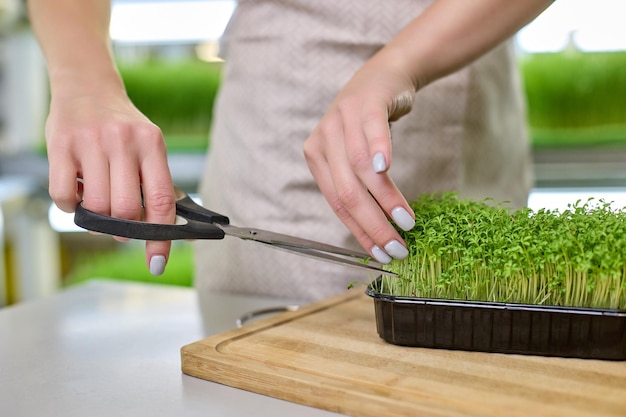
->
<box><xmin>377</xmin><ymin>193</ymin><xmax>626</xmax><ymax>309</ymax></box>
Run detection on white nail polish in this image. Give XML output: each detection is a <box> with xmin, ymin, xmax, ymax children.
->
<box><xmin>371</xmin><ymin>245</ymin><xmax>392</xmax><ymax>264</ymax></box>
<box><xmin>391</xmin><ymin>207</ymin><xmax>415</xmax><ymax>231</ymax></box>
<box><xmin>372</xmin><ymin>152</ymin><xmax>387</xmax><ymax>173</ymax></box>
<box><xmin>150</xmin><ymin>255</ymin><xmax>166</xmax><ymax>276</ymax></box>
<box><xmin>384</xmin><ymin>240</ymin><xmax>409</xmax><ymax>259</ymax></box>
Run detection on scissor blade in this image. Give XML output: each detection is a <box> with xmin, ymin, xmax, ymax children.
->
<box><xmin>218</xmin><ymin>224</ymin><xmax>398</xmax><ymax>277</ymax></box>
<box><xmin>271</xmin><ymin>244</ymin><xmax>399</xmax><ymax>276</ymax></box>
<box><xmin>219</xmin><ymin>225</ymin><xmax>370</xmax><ymax>258</ymax></box>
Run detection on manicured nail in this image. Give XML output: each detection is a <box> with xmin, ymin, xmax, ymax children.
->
<box><xmin>391</xmin><ymin>207</ymin><xmax>415</xmax><ymax>231</ymax></box>
<box><xmin>372</xmin><ymin>152</ymin><xmax>387</xmax><ymax>173</ymax></box>
<box><xmin>150</xmin><ymin>255</ymin><xmax>166</xmax><ymax>276</ymax></box>
<box><xmin>384</xmin><ymin>240</ymin><xmax>409</xmax><ymax>260</ymax></box>
<box><xmin>371</xmin><ymin>245</ymin><xmax>392</xmax><ymax>264</ymax></box>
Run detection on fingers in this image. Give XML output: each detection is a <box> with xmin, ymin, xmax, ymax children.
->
<box><xmin>47</xmin><ymin>148</ymin><xmax>83</xmax><ymax>213</ymax></box>
<box><xmin>102</xmin><ymin>123</ymin><xmax>175</xmax><ymax>275</ymax></box>
<box><xmin>108</xmin><ymin>136</ymin><xmax>142</xmax><ymax>244</ymax></box>
<box><xmin>47</xmin><ymin>114</ymin><xmax>175</xmax><ymax>276</ymax></box>
<box><xmin>305</xmin><ymin>100</ymin><xmax>415</xmax><ymax>264</ymax></box>
<box><xmin>138</xmin><ymin>129</ymin><xmax>176</xmax><ymax>276</ymax></box>
<box><xmin>306</xmin><ymin>125</ymin><xmax>379</xmax><ymax>254</ymax></box>
<box><xmin>81</xmin><ymin>141</ymin><xmax>112</xmax><ymax>214</ymax></box>
<box><xmin>354</xmin><ymin>101</ymin><xmax>416</xmax><ymax>233</ymax></box>
<box><xmin>341</xmin><ymin>101</ymin><xmax>415</xmax><ymax>255</ymax></box>
<box><xmin>358</xmin><ymin>100</ymin><xmax>392</xmax><ymax>174</ymax></box>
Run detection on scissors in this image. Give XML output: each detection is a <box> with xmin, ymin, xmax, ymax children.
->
<box><xmin>73</xmin><ymin>187</ymin><xmax>397</xmax><ymax>276</ymax></box>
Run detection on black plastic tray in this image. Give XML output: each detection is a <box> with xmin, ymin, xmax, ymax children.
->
<box><xmin>366</xmin><ymin>280</ymin><xmax>626</xmax><ymax>360</ymax></box>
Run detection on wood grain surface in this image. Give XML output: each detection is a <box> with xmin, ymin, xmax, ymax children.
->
<box><xmin>181</xmin><ymin>289</ymin><xmax>626</xmax><ymax>417</ymax></box>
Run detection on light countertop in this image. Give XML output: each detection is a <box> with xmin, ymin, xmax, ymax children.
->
<box><xmin>0</xmin><ymin>280</ymin><xmax>342</xmax><ymax>417</ymax></box>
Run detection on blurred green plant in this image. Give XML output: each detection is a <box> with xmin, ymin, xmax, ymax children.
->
<box><xmin>520</xmin><ymin>51</ymin><xmax>626</xmax><ymax>148</ymax></box>
<box><xmin>65</xmin><ymin>241</ymin><xmax>193</xmax><ymax>287</ymax></box>
<box><xmin>118</xmin><ymin>59</ymin><xmax>222</xmax><ymax>152</ymax></box>
<box><xmin>117</xmin><ymin>52</ymin><xmax>626</xmax><ymax>152</ymax></box>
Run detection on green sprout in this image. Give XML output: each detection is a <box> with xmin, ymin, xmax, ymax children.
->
<box><xmin>376</xmin><ymin>193</ymin><xmax>626</xmax><ymax>310</ymax></box>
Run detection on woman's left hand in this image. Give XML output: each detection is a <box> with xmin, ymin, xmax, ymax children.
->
<box><xmin>303</xmin><ymin>57</ymin><xmax>417</xmax><ymax>265</ymax></box>
<box><xmin>304</xmin><ymin>0</ymin><xmax>555</xmax><ymax>265</ymax></box>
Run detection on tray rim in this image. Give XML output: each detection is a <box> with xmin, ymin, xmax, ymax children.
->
<box><xmin>366</xmin><ymin>278</ymin><xmax>626</xmax><ymax>317</ymax></box>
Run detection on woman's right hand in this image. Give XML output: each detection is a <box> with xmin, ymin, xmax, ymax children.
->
<box><xmin>28</xmin><ymin>0</ymin><xmax>177</xmax><ymax>275</ymax></box>
<box><xmin>45</xmin><ymin>86</ymin><xmax>176</xmax><ymax>275</ymax></box>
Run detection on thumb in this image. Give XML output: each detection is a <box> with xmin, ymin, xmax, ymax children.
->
<box><xmin>388</xmin><ymin>90</ymin><xmax>414</xmax><ymax>122</ymax></box>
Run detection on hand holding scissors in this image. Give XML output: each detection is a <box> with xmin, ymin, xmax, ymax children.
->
<box><xmin>74</xmin><ymin>187</ymin><xmax>397</xmax><ymax>276</ymax></box>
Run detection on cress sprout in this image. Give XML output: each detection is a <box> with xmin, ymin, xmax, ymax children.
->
<box><xmin>377</xmin><ymin>193</ymin><xmax>626</xmax><ymax>309</ymax></box>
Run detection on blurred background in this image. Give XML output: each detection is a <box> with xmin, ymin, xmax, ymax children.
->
<box><xmin>0</xmin><ymin>0</ymin><xmax>624</xmax><ymax>307</ymax></box>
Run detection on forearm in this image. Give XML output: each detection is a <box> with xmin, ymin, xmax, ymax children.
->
<box><xmin>375</xmin><ymin>0</ymin><xmax>553</xmax><ymax>89</ymax></box>
<box><xmin>27</xmin><ymin>0</ymin><xmax>125</xmax><ymax>98</ymax></box>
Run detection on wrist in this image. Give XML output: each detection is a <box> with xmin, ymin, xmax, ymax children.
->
<box><xmin>49</xmin><ymin>65</ymin><xmax>127</xmax><ymax>101</ymax></box>
<box><xmin>369</xmin><ymin>44</ymin><xmax>427</xmax><ymax>92</ymax></box>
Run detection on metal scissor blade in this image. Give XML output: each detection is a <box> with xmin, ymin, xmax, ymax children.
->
<box><xmin>219</xmin><ymin>224</ymin><xmax>398</xmax><ymax>276</ymax></box>
<box><xmin>219</xmin><ymin>225</ymin><xmax>370</xmax><ymax>258</ymax></box>
<box><xmin>271</xmin><ymin>244</ymin><xmax>399</xmax><ymax>276</ymax></box>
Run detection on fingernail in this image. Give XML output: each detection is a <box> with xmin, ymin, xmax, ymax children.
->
<box><xmin>391</xmin><ymin>207</ymin><xmax>415</xmax><ymax>231</ymax></box>
<box><xmin>371</xmin><ymin>245</ymin><xmax>392</xmax><ymax>264</ymax></box>
<box><xmin>150</xmin><ymin>255</ymin><xmax>167</xmax><ymax>276</ymax></box>
<box><xmin>384</xmin><ymin>240</ymin><xmax>409</xmax><ymax>259</ymax></box>
<box><xmin>372</xmin><ymin>152</ymin><xmax>387</xmax><ymax>173</ymax></box>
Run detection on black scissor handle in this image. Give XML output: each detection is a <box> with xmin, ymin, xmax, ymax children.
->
<box><xmin>74</xmin><ymin>203</ymin><xmax>225</xmax><ymax>241</ymax></box>
<box><xmin>174</xmin><ymin>190</ymin><xmax>230</xmax><ymax>225</ymax></box>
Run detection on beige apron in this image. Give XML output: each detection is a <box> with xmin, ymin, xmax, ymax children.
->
<box><xmin>194</xmin><ymin>0</ymin><xmax>533</xmax><ymax>301</ymax></box>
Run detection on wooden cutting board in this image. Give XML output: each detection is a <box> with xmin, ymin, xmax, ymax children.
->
<box><xmin>181</xmin><ymin>289</ymin><xmax>626</xmax><ymax>417</ymax></box>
